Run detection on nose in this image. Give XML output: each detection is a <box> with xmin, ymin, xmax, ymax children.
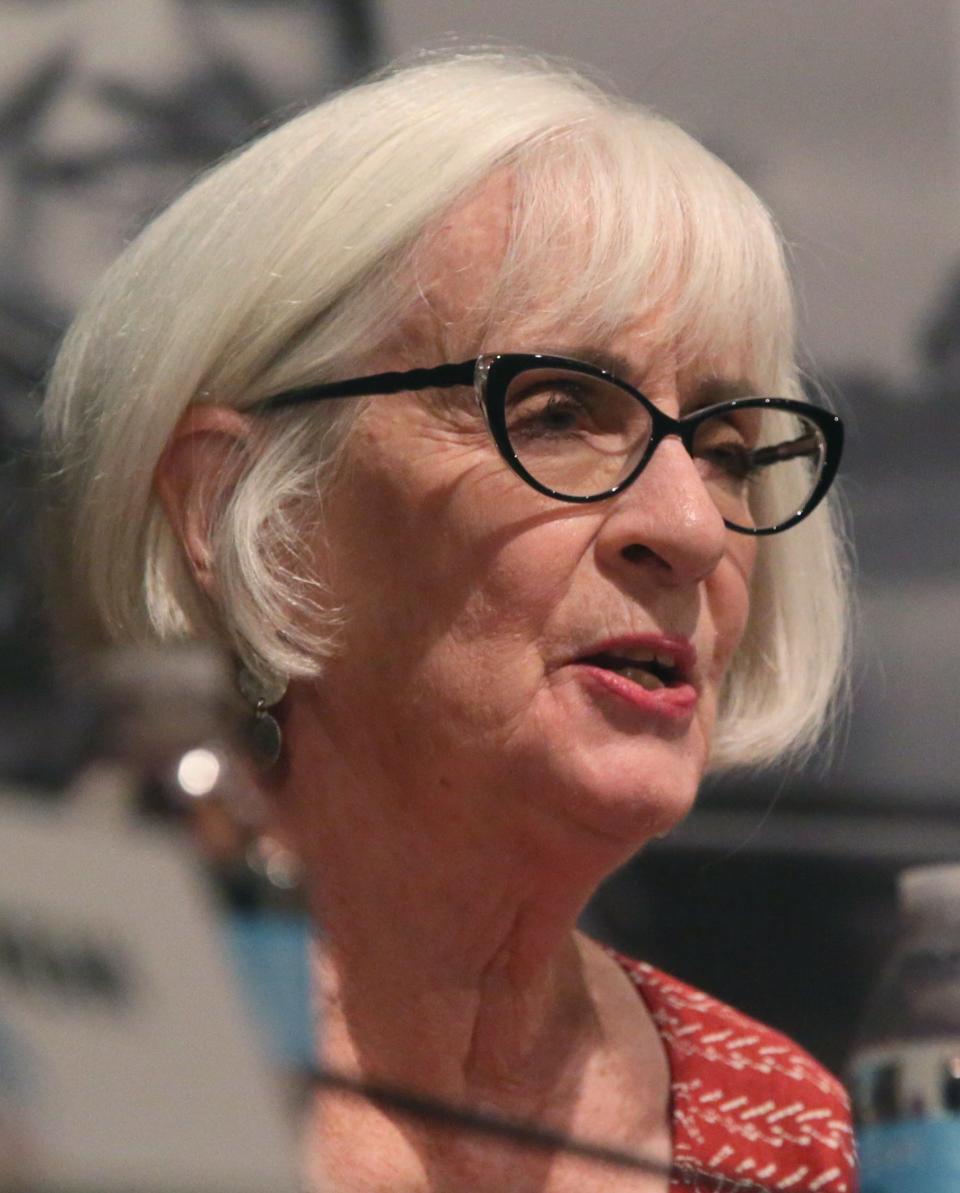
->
<box><xmin>594</xmin><ymin>436</ymin><xmax>728</xmax><ymax>587</ymax></box>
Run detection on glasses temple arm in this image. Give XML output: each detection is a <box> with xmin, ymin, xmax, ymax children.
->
<box><xmin>251</xmin><ymin>359</ymin><xmax>477</xmax><ymax>413</ymax></box>
<box><xmin>750</xmin><ymin>432</ymin><xmax>822</xmax><ymax>468</ymax></box>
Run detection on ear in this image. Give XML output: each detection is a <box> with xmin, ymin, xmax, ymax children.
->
<box><xmin>154</xmin><ymin>405</ymin><xmax>256</xmax><ymax>596</ymax></box>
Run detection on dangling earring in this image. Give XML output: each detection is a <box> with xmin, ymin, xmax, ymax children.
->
<box><xmin>236</xmin><ymin>661</ymin><xmax>288</xmax><ymax>769</ymax></box>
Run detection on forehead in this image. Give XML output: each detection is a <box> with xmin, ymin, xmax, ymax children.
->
<box><xmin>414</xmin><ymin>170</ymin><xmax>758</xmax><ymax>388</ymax></box>
<box><xmin>414</xmin><ymin>170</ymin><xmax>516</xmax><ymax>346</ymax></box>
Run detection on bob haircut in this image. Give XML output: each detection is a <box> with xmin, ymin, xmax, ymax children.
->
<box><xmin>42</xmin><ymin>49</ymin><xmax>849</xmax><ymax>771</ymax></box>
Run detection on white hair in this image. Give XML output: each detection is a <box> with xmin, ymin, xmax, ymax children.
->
<box><xmin>42</xmin><ymin>49</ymin><xmax>849</xmax><ymax>770</ymax></box>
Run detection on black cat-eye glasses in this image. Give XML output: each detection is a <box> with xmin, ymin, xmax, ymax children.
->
<box><xmin>252</xmin><ymin>352</ymin><xmax>843</xmax><ymax>535</ymax></box>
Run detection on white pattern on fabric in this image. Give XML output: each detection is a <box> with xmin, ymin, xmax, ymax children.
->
<box><xmin>616</xmin><ymin>958</ymin><xmax>857</xmax><ymax>1193</ymax></box>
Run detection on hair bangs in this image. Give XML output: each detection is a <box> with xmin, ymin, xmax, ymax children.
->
<box><xmin>485</xmin><ymin>112</ymin><xmax>793</xmax><ymax>395</ymax></box>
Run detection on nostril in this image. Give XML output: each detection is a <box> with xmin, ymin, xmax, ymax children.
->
<box><xmin>621</xmin><ymin>544</ymin><xmax>656</xmax><ymax>566</ymax></box>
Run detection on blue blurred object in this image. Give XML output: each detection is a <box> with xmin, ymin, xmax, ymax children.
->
<box><xmin>225</xmin><ymin>910</ymin><xmax>315</xmax><ymax>1072</ymax></box>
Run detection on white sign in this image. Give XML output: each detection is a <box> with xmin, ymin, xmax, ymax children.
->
<box><xmin>0</xmin><ymin>796</ymin><xmax>302</xmax><ymax>1193</ymax></box>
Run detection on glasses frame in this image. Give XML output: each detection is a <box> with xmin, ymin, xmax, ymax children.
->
<box><xmin>252</xmin><ymin>352</ymin><xmax>844</xmax><ymax>536</ymax></box>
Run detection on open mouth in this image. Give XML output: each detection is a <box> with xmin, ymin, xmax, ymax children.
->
<box><xmin>577</xmin><ymin>650</ymin><xmax>683</xmax><ymax>692</ymax></box>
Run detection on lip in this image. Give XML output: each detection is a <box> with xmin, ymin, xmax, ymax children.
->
<box><xmin>565</xmin><ymin>633</ymin><xmax>700</xmax><ymax>723</ymax></box>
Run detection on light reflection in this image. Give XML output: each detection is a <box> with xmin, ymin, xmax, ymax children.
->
<box><xmin>176</xmin><ymin>747</ymin><xmax>222</xmax><ymax>797</ymax></box>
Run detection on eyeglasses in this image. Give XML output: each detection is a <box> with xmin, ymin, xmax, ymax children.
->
<box><xmin>252</xmin><ymin>352</ymin><xmax>843</xmax><ymax>535</ymax></box>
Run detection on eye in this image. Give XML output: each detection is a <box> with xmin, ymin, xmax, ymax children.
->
<box><xmin>505</xmin><ymin>382</ymin><xmax>600</xmax><ymax>440</ymax></box>
<box><xmin>498</xmin><ymin>366</ymin><xmax>653</xmax><ymax>495</ymax></box>
<box><xmin>691</xmin><ymin>408</ymin><xmax>763</xmax><ymax>486</ymax></box>
<box><xmin>697</xmin><ymin>442</ymin><xmax>756</xmax><ymax>482</ymax></box>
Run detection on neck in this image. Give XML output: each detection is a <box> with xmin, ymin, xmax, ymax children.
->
<box><xmin>312</xmin><ymin>803</ymin><xmax>610</xmax><ymax>1105</ymax></box>
<box><xmin>271</xmin><ymin>690</ymin><xmax>636</xmax><ymax>1110</ymax></box>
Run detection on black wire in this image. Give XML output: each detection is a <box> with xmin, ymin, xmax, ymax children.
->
<box><xmin>309</xmin><ymin>1065</ymin><xmax>795</xmax><ymax>1193</ymax></box>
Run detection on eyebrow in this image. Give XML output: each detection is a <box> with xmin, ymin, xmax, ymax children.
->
<box><xmin>560</xmin><ymin>345</ymin><xmax>758</xmax><ymax>408</ymax></box>
<box><xmin>562</xmin><ymin>346</ymin><xmax>636</xmax><ymax>378</ymax></box>
<box><xmin>688</xmin><ymin>376</ymin><xmax>758</xmax><ymax>407</ymax></box>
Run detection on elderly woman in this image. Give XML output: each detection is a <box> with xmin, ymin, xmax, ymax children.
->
<box><xmin>42</xmin><ymin>51</ymin><xmax>854</xmax><ymax>1193</ymax></box>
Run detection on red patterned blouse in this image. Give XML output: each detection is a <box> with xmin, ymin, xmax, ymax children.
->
<box><xmin>616</xmin><ymin>957</ymin><xmax>858</xmax><ymax>1193</ymax></box>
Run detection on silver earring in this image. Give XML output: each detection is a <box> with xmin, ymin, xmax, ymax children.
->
<box><xmin>236</xmin><ymin>662</ymin><xmax>288</xmax><ymax>769</ymax></box>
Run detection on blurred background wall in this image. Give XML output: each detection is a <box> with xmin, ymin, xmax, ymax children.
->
<box><xmin>2</xmin><ymin>0</ymin><xmax>958</xmax><ymax>1073</ymax></box>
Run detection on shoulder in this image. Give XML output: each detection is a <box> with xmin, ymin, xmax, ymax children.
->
<box><xmin>616</xmin><ymin>956</ymin><xmax>847</xmax><ymax>1103</ymax></box>
<box><xmin>614</xmin><ymin>954</ymin><xmax>858</xmax><ymax>1192</ymax></box>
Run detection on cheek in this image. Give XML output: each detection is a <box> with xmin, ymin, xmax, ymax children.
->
<box><xmin>318</xmin><ymin>480</ymin><xmax>590</xmax><ymax>743</ymax></box>
<box><xmin>392</xmin><ymin>518</ymin><xmax>585</xmax><ymax>704</ymax></box>
<box><xmin>322</xmin><ymin>403</ymin><xmax>583</xmax><ymax>639</ymax></box>
<box><xmin>316</xmin><ymin>452</ymin><xmax>550</xmax><ymax>676</ymax></box>
<box><xmin>709</xmin><ymin>537</ymin><xmax>757</xmax><ymax>679</ymax></box>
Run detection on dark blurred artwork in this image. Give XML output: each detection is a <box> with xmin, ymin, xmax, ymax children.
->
<box><xmin>0</xmin><ymin>0</ymin><xmax>379</xmax><ymax>786</ymax></box>
<box><xmin>0</xmin><ymin>0</ymin><xmax>378</xmax><ymax>421</ymax></box>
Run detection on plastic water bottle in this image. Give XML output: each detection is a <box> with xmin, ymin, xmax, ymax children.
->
<box><xmin>848</xmin><ymin>864</ymin><xmax>960</xmax><ymax>1192</ymax></box>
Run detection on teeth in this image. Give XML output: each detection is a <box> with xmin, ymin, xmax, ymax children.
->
<box><xmin>618</xmin><ymin>648</ymin><xmax>676</xmax><ymax>671</ymax></box>
<box><xmin>620</xmin><ymin>665</ymin><xmax>665</xmax><ymax>691</ymax></box>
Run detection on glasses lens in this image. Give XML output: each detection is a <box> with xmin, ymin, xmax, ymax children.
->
<box><xmin>691</xmin><ymin>405</ymin><xmax>827</xmax><ymax>531</ymax></box>
<box><xmin>502</xmin><ymin>367</ymin><xmax>652</xmax><ymax>498</ymax></box>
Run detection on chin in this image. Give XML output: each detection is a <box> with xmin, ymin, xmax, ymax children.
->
<box><xmin>509</xmin><ymin>734</ymin><xmax>706</xmax><ymax>861</ymax></box>
<box><xmin>527</xmin><ymin>673</ymin><xmax>714</xmax><ymax>848</ymax></box>
<box><xmin>577</xmin><ymin>746</ymin><xmax>703</xmax><ymax>846</ymax></box>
